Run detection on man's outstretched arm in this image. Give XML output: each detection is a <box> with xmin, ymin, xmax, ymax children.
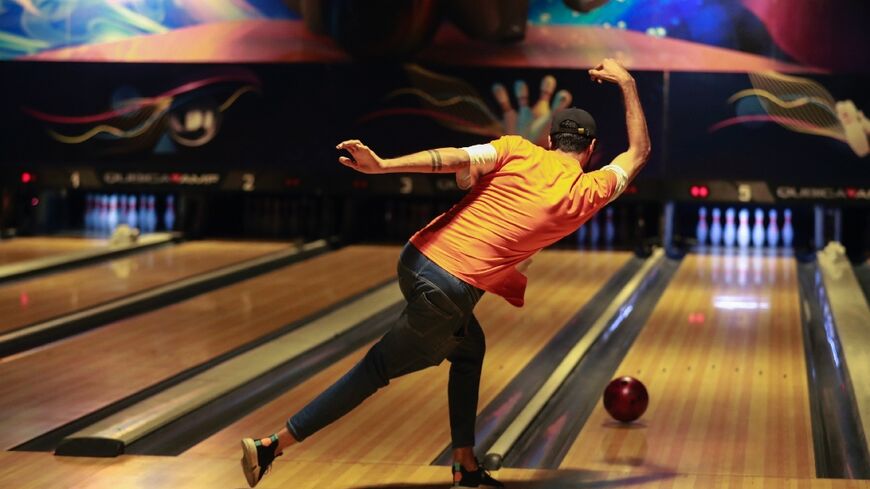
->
<box><xmin>337</xmin><ymin>139</ymin><xmax>499</xmax><ymax>189</ymax></box>
<box><xmin>589</xmin><ymin>59</ymin><xmax>651</xmax><ymax>184</ymax></box>
<box><xmin>338</xmin><ymin>140</ymin><xmax>470</xmax><ymax>174</ymax></box>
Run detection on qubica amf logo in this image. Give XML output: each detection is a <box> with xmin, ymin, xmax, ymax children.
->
<box><xmin>776</xmin><ymin>186</ymin><xmax>870</xmax><ymax>200</ymax></box>
<box><xmin>102</xmin><ymin>172</ymin><xmax>221</xmax><ymax>186</ymax></box>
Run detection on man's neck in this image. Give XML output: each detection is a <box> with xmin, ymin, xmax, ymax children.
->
<box><xmin>554</xmin><ymin>149</ymin><xmax>584</xmax><ymax>164</ymax></box>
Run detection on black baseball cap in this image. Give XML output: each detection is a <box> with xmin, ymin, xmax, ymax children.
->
<box><xmin>550</xmin><ymin>108</ymin><xmax>596</xmax><ymax>138</ymax></box>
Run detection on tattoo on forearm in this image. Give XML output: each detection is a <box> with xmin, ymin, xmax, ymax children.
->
<box><xmin>427</xmin><ymin>150</ymin><xmax>442</xmax><ymax>172</ymax></box>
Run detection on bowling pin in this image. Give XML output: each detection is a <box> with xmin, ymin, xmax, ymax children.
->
<box><xmin>696</xmin><ymin>206</ymin><xmax>708</xmax><ymax>246</ymax></box>
<box><xmin>164</xmin><ymin>195</ymin><xmax>176</xmax><ymax>231</ymax></box>
<box><xmin>752</xmin><ymin>208</ymin><xmax>765</xmax><ymax>247</ymax></box>
<box><xmin>118</xmin><ymin>194</ymin><xmax>128</xmax><ymax>226</ymax></box>
<box><xmin>127</xmin><ymin>195</ymin><xmax>138</xmax><ymax>229</ymax></box>
<box><xmin>84</xmin><ymin>194</ymin><xmax>95</xmax><ymax>234</ymax></box>
<box><xmin>589</xmin><ymin>214</ymin><xmax>600</xmax><ymax>248</ymax></box>
<box><xmin>709</xmin><ymin>208</ymin><xmax>722</xmax><ymax>246</ymax></box>
<box><xmin>98</xmin><ymin>195</ymin><xmax>109</xmax><ymax>234</ymax></box>
<box><xmin>766</xmin><ymin>209</ymin><xmax>779</xmax><ymax>247</ymax></box>
<box><xmin>147</xmin><ymin>195</ymin><xmax>157</xmax><ymax>233</ymax></box>
<box><xmin>723</xmin><ymin>208</ymin><xmax>736</xmax><ymax>247</ymax></box>
<box><xmin>737</xmin><ymin>208</ymin><xmax>751</xmax><ymax>248</ymax></box>
<box><xmin>138</xmin><ymin>194</ymin><xmax>148</xmax><ymax>232</ymax></box>
<box><xmin>782</xmin><ymin>208</ymin><xmax>794</xmax><ymax>247</ymax></box>
<box><xmin>107</xmin><ymin>194</ymin><xmax>119</xmax><ymax>233</ymax></box>
<box><xmin>604</xmin><ymin>207</ymin><xmax>615</xmax><ymax>247</ymax></box>
<box><xmin>576</xmin><ymin>224</ymin><xmax>587</xmax><ymax>248</ymax></box>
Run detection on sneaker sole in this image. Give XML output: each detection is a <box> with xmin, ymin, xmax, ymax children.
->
<box><xmin>240</xmin><ymin>438</ymin><xmax>260</xmax><ymax>488</ymax></box>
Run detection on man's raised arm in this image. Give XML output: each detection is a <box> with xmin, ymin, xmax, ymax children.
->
<box><xmin>589</xmin><ymin>59</ymin><xmax>651</xmax><ymax>183</ymax></box>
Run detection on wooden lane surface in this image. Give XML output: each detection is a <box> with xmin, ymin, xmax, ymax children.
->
<box><xmin>188</xmin><ymin>250</ymin><xmax>632</xmax><ymax>465</ymax></box>
<box><xmin>0</xmin><ymin>246</ymin><xmax>399</xmax><ymax>450</ymax></box>
<box><xmin>0</xmin><ymin>236</ymin><xmax>106</xmax><ymax>265</ymax></box>
<box><xmin>2</xmin><ymin>452</ymin><xmax>868</xmax><ymax>489</ymax></box>
<box><xmin>0</xmin><ymin>240</ymin><xmax>289</xmax><ymax>334</ymax></box>
<box><xmin>560</xmin><ymin>253</ymin><xmax>813</xmax><ymax>479</ymax></box>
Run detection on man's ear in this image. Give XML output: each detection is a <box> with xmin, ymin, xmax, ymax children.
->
<box><xmin>589</xmin><ymin>138</ymin><xmax>598</xmax><ymax>154</ymax></box>
<box><xmin>547</xmin><ymin>135</ymin><xmax>552</xmax><ymax>149</ymax></box>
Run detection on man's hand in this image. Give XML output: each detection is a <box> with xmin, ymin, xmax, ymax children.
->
<box><xmin>588</xmin><ymin>58</ymin><xmax>633</xmax><ymax>85</ymax></box>
<box><xmin>337</xmin><ymin>139</ymin><xmax>386</xmax><ymax>174</ymax></box>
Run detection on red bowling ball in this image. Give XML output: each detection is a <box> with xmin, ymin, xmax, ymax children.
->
<box><xmin>603</xmin><ymin>376</ymin><xmax>649</xmax><ymax>423</ymax></box>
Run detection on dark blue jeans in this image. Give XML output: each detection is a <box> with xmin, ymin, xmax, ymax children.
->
<box><xmin>288</xmin><ymin>243</ymin><xmax>485</xmax><ymax>448</ymax></box>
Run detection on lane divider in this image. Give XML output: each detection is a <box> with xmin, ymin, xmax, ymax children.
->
<box><xmin>484</xmin><ymin>248</ymin><xmax>665</xmax><ymax>466</ymax></box>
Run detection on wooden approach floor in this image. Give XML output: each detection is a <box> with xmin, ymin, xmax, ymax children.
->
<box><xmin>0</xmin><ymin>236</ymin><xmax>107</xmax><ymax>265</ymax></box>
<box><xmin>1</xmin><ymin>451</ymin><xmax>868</xmax><ymax>489</ymax></box>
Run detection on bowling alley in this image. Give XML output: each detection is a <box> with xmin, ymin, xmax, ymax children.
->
<box><xmin>1</xmin><ymin>1</ymin><xmax>869</xmax><ymax>488</ymax></box>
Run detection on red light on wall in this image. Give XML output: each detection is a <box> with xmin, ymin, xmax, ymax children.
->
<box><xmin>624</xmin><ymin>184</ymin><xmax>639</xmax><ymax>195</ymax></box>
<box><xmin>21</xmin><ymin>172</ymin><xmax>33</xmax><ymax>183</ymax></box>
<box><xmin>352</xmin><ymin>179</ymin><xmax>369</xmax><ymax>189</ymax></box>
<box><xmin>690</xmin><ymin>185</ymin><xmax>709</xmax><ymax>198</ymax></box>
<box><xmin>285</xmin><ymin>177</ymin><xmax>302</xmax><ymax>187</ymax></box>
<box><xmin>30</xmin><ymin>197</ymin><xmax>39</xmax><ymax>207</ymax></box>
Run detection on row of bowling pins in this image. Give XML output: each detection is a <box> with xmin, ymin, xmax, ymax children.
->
<box><xmin>696</xmin><ymin>207</ymin><xmax>793</xmax><ymax>248</ymax></box>
<box><xmin>84</xmin><ymin>194</ymin><xmax>175</xmax><ymax>235</ymax></box>
<box><xmin>576</xmin><ymin>207</ymin><xmax>616</xmax><ymax>247</ymax></box>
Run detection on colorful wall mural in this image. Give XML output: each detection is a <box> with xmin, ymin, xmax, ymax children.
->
<box><xmin>1</xmin><ymin>1</ymin><xmax>866</xmax><ymax>72</ymax></box>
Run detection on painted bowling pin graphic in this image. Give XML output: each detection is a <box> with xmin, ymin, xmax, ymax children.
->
<box><xmin>709</xmin><ymin>208</ymin><xmax>722</xmax><ymax>246</ymax></box>
<box><xmin>723</xmin><ymin>208</ymin><xmax>737</xmax><ymax>247</ymax></box>
<box><xmin>782</xmin><ymin>208</ymin><xmax>794</xmax><ymax>247</ymax></box>
<box><xmin>737</xmin><ymin>208</ymin><xmax>751</xmax><ymax>248</ymax></box>
<box><xmin>696</xmin><ymin>207</ymin><xmax>708</xmax><ymax>246</ymax></box>
<box><xmin>767</xmin><ymin>209</ymin><xmax>779</xmax><ymax>247</ymax></box>
<box><xmin>752</xmin><ymin>208</ymin><xmax>765</xmax><ymax>247</ymax></box>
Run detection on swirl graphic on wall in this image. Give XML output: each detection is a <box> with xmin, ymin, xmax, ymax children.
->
<box><xmin>711</xmin><ymin>71</ymin><xmax>869</xmax><ymax>157</ymax></box>
<box><xmin>22</xmin><ymin>72</ymin><xmax>261</xmax><ymax>154</ymax></box>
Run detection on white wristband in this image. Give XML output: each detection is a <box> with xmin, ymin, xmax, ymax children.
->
<box><xmin>600</xmin><ymin>164</ymin><xmax>628</xmax><ymax>202</ymax></box>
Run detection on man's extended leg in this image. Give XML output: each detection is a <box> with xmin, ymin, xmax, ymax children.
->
<box><xmin>448</xmin><ymin>314</ymin><xmax>486</xmax><ymax>471</ymax></box>
<box><xmin>241</xmin><ymin>274</ymin><xmax>466</xmax><ymax>487</ymax></box>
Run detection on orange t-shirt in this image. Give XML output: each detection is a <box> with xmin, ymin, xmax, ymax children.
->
<box><xmin>409</xmin><ymin>135</ymin><xmax>619</xmax><ymax>307</ymax></box>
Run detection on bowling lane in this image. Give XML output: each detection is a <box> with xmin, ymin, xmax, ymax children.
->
<box><xmin>0</xmin><ymin>240</ymin><xmax>287</xmax><ymax>334</ymax></box>
<box><xmin>0</xmin><ymin>236</ymin><xmax>107</xmax><ymax>265</ymax></box>
<box><xmin>560</xmin><ymin>252</ymin><xmax>813</xmax><ymax>478</ymax></box>
<box><xmin>0</xmin><ymin>246</ymin><xmax>399</xmax><ymax>450</ymax></box>
<box><xmin>187</xmin><ymin>250</ymin><xmax>632</xmax><ymax>465</ymax></box>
